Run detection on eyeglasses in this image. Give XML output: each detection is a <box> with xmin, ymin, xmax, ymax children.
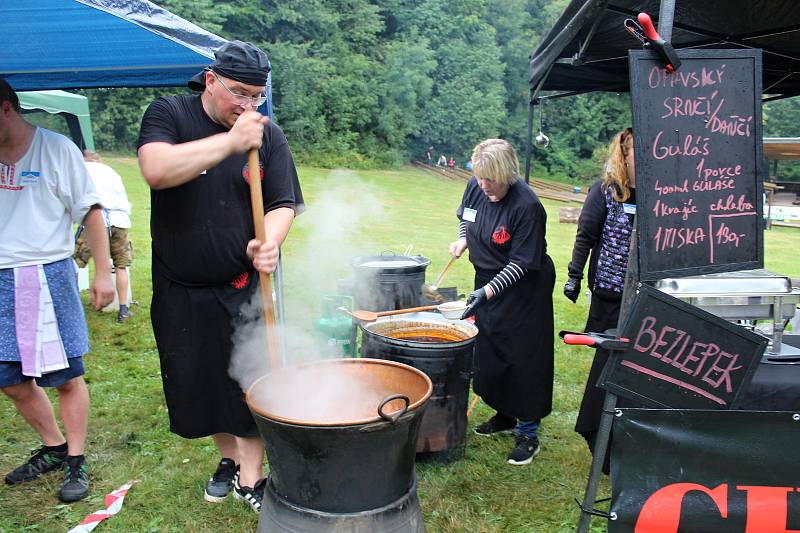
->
<box><xmin>214</xmin><ymin>74</ymin><xmax>268</xmax><ymax>108</ymax></box>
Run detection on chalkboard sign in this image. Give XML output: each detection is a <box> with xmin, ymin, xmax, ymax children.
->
<box><xmin>599</xmin><ymin>284</ymin><xmax>766</xmax><ymax>409</ymax></box>
<box><xmin>630</xmin><ymin>49</ymin><xmax>764</xmax><ymax>280</ymax></box>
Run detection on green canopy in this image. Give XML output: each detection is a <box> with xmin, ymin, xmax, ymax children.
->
<box><xmin>18</xmin><ymin>90</ymin><xmax>95</xmax><ymax>151</ymax></box>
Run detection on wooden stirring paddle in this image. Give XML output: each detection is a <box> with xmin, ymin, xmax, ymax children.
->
<box><xmin>248</xmin><ymin>145</ymin><xmax>282</xmax><ymax>371</ymax></box>
<box><xmin>338</xmin><ymin>304</ymin><xmax>439</xmax><ymax>322</ymax></box>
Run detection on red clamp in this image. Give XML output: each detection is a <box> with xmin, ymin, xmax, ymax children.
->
<box><xmin>559</xmin><ymin>330</ymin><xmax>630</xmax><ymax>351</ymax></box>
<box><xmin>624</xmin><ymin>12</ymin><xmax>681</xmax><ymax>73</ymax></box>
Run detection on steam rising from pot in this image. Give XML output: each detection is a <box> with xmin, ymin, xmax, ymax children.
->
<box><xmin>229</xmin><ymin>170</ymin><xmax>387</xmax><ymax>392</ymax></box>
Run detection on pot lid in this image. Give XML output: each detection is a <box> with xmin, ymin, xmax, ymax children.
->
<box><xmin>352</xmin><ymin>254</ymin><xmax>431</xmax><ymax>269</ymax></box>
<box><xmin>654</xmin><ymin>269</ymin><xmax>794</xmax><ymax>297</ymax></box>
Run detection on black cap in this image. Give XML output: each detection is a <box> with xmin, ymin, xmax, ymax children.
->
<box><xmin>188</xmin><ymin>40</ymin><xmax>271</xmax><ymax>91</ymax></box>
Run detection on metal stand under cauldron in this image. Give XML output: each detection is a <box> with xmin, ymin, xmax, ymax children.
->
<box><xmin>259</xmin><ymin>476</ymin><xmax>424</xmax><ymax>532</ymax></box>
<box><xmin>246</xmin><ymin>358</ymin><xmax>432</xmax><ymax>533</ymax></box>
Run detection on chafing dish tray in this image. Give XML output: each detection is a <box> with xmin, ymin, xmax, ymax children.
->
<box><xmin>655</xmin><ymin>269</ymin><xmax>800</xmax><ymax>356</ymax></box>
<box><xmin>654</xmin><ymin>269</ymin><xmax>799</xmax><ymax>320</ymax></box>
<box><xmin>655</xmin><ymin>269</ymin><xmax>793</xmax><ymax>297</ymax></box>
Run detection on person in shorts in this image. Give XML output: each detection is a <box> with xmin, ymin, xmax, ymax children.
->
<box><xmin>0</xmin><ymin>78</ymin><xmax>114</xmax><ymax>502</ymax></box>
<box><xmin>73</xmin><ymin>150</ymin><xmax>134</xmax><ymax>323</ymax></box>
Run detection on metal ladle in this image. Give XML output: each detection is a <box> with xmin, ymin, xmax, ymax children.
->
<box><xmin>421</xmin><ymin>256</ymin><xmax>457</xmax><ymax>302</ymax></box>
<box><xmin>338</xmin><ymin>304</ymin><xmax>439</xmax><ymax>323</ymax></box>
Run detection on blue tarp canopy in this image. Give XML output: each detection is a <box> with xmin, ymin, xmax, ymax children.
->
<box><xmin>0</xmin><ymin>0</ymin><xmax>227</xmax><ymax>91</ymax></box>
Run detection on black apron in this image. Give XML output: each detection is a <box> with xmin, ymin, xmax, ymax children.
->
<box><xmin>150</xmin><ymin>260</ymin><xmax>261</xmax><ymax>439</ymax></box>
<box><xmin>472</xmin><ymin>255</ymin><xmax>555</xmax><ymax>421</ymax></box>
<box><xmin>574</xmin><ymin>292</ymin><xmax>621</xmax><ymax>436</ymax></box>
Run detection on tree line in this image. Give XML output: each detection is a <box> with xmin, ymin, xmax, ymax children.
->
<box><xmin>82</xmin><ymin>0</ymin><xmax>799</xmax><ymax>182</ymax></box>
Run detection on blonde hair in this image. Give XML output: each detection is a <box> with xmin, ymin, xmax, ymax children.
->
<box><xmin>471</xmin><ymin>139</ymin><xmax>520</xmax><ymax>186</ymax></box>
<box><xmin>602</xmin><ymin>128</ymin><xmax>633</xmax><ymax>202</ymax></box>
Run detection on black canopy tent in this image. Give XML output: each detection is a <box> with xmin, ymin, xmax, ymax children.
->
<box><xmin>531</xmin><ymin>5</ymin><xmax>800</xmax><ymax>531</ymax></box>
<box><xmin>529</xmin><ymin>0</ymin><xmax>800</xmax><ymax>96</ymax></box>
<box><xmin>525</xmin><ymin>0</ymin><xmax>800</xmax><ymax>179</ymax></box>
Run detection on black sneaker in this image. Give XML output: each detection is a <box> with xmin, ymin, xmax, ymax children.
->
<box><xmin>59</xmin><ymin>456</ymin><xmax>90</xmax><ymax>502</ymax></box>
<box><xmin>117</xmin><ymin>307</ymin><xmax>133</xmax><ymax>323</ymax></box>
<box><xmin>474</xmin><ymin>413</ymin><xmax>517</xmax><ymax>436</ymax></box>
<box><xmin>233</xmin><ymin>476</ymin><xmax>266</xmax><ymax>513</ymax></box>
<box><xmin>4</xmin><ymin>445</ymin><xmax>67</xmax><ymax>485</ymax></box>
<box><xmin>507</xmin><ymin>435</ymin><xmax>541</xmax><ymax>466</ymax></box>
<box><xmin>204</xmin><ymin>458</ymin><xmax>238</xmax><ymax>503</ymax></box>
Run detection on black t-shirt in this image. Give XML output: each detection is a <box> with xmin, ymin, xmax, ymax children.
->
<box><xmin>137</xmin><ymin>95</ymin><xmax>304</xmax><ymax>285</ymax></box>
<box><xmin>457</xmin><ymin>178</ymin><xmax>547</xmax><ymax>272</ymax></box>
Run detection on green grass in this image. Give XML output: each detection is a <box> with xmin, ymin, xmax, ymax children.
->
<box><xmin>1</xmin><ymin>158</ymin><xmax>798</xmax><ymax>532</ymax></box>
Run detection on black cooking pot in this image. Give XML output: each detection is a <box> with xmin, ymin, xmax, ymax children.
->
<box><xmin>351</xmin><ymin>253</ymin><xmax>431</xmax><ymax>312</ymax></box>
<box><xmin>362</xmin><ymin>313</ymin><xmax>477</xmax><ymax>461</ymax></box>
<box><xmin>246</xmin><ymin>358</ymin><xmax>432</xmax><ymax>514</ymax></box>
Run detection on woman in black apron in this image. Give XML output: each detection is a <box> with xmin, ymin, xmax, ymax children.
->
<box><xmin>451</xmin><ymin>139</ymin><xmax>555</xmax><ymax>466</ymax></box>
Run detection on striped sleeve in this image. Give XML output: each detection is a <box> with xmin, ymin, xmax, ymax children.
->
<box><xmin>486</xmin><ymin>262</ymin><xmax>528</xmax><ymax>296</ymax></box>
<box><xmin>458</xmin><ymin>220</ymin><xmax>467</xmax><ymax>239</ymax></box>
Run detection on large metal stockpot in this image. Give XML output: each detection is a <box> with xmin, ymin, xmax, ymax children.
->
<box><xmin>361</xmin><ymin>312</ymin><xmax>478</xmax><ymax>461</ymax></box>
<box><xmin>350</xmin><ymin>253</ymin><xmax>431</xmax><ymax>312</ymax></box>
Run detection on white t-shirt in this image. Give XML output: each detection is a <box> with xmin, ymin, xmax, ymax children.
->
<box><xmin>0</xmin><ymin>128</ymin><xmax>101</xmax><ymax>269</ymax></box>
<box><xmin>85</xmin><ymin>161</ymin><xmax>132</xmax><ymax>229</ymax></box>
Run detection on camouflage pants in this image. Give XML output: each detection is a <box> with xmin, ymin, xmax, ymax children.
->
<box><xmin>73</xmin><ymin>226</ymin><xmax>133</xmax><ymax>269</ymax></box>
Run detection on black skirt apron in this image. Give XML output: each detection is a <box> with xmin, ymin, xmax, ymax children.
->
<box><xmin>574</xmin><ymin>292</ymin><xmax>621</xmax><ymax>436</ymax></box>
<box><xmin>472</xmin><ymin>255</ymin><xmax>555</xmax><ymax>421</ymax></box>
<box><xmin>150</xmin><ymin>259</ymin><xmax>261</xmax><ymax>439</ymax></box>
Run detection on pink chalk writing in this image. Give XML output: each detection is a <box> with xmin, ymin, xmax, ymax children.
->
<box><xmin>652</xmin><ymin>131</ymin><xmax>710</xmax><ymax>160</ymax></box>
<box><xmin>695</xmin><ymin>159</ymin><xmax>742</xmax><ymax>180</ymax></box>
<box><xmin>638</xmin><ymin>53</ymin><xmax>760</xmax><ymax>274</ymax></box>
<box><xmin>632</xmin><ymin>315</ymin><xmax>743</xmax><ymax>395</ymax></box>
<box><xmin>709</xmin><ymin>194</ymin><xmax>754</xmax><ymax>213</ymax></box>
<box><xmin>653</xmin><ymin>226</ymin><xmax>706</xmax><ymax>252</ymax></box>
<box><xmin>692</xmin><ymin>178</ymin><xmax>737</xmax><ymax>193</ymax></box>
<box><xmin>705</xmin><ymin>106</ymin><xmax>753</xmax><ymax>137</ymax></box>
<box><xmin>654</xmin><ymin>179</ymin><xmax>689</xmax><ymax>196</ymax></box>
<box><xmin>652</xmin><ymin>198</ymin><xmax>698</xmax><ymax>220</ymax></box>
<box><xmin>620</xmin><ymin>360</ymin><xmax>727</xmax><ymax>405</ymax></box>
<box><xmin>647</xmin><ymin>65</ymin><xmax>727</xmax><ymax>89</ymax></box>
<box><xmin>708</xmin><ymin>212</ymin><xmax>757</xmax><ymax>263</ymax></box>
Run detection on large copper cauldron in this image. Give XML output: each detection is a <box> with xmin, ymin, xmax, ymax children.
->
<box><xmin>246</xmin><ymin>358</ymin><xmax>432</xmax><ymax>532</ymax></box>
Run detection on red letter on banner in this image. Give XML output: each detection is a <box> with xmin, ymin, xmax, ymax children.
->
<box><xmin>635</xmin><ymin>483</ymin><xmax>728</xmax><ymax>533</ymax></box>
<box><xmin>737</xmin><ymin>485</ymin><xmax>800</xmax><ymax>533</ymax></box>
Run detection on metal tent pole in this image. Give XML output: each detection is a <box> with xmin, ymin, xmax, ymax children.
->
<box><xmin>658</xmin><ymin>0</ymin><xmax>676</xmax><ymax>43</ymax></box>
<box><xmin>575</xmin><ymin>221</ymin><xmax>640</xmax><ymax>532</ymax></box>
<box><xmin>576</xmin><ymin>392</ymin><xmax>618</xmax><ymax>533</ymax></box>
<box><xmin>524</xmin><ymin>63</ymin><xmax>553</xmax><ymax>184</ymax></box>
<box><xmin>525</xmin><ymin>97</ymin><xmax>534</xmax><ymax>184</ymax></box>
